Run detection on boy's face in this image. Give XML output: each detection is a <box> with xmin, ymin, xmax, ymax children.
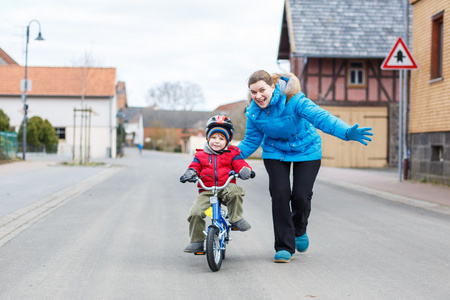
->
<box><xmin>208</xmin><ymin>133</ymin><xmax>227</xmax><ymax>151</ymax></box>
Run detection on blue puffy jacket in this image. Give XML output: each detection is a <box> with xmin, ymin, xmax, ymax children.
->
<box><xmin>238</xmin><ymin>74</ymin><xmax>351</xmax><ymax>162</ymax></box>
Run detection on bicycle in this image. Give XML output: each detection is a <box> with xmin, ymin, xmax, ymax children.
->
<box><xmin>189</xmin><ymin>170</ymin><xmax>255</xmax><ymax>272</ymax></box>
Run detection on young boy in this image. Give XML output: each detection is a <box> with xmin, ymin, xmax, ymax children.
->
<box><xmin>180</xmin><ymin>115</ymin><xmax>253</xmax><ymax>253</ymax></box>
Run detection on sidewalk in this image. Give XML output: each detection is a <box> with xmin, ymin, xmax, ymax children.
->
<box><xmin>0</xmin><ymin>158</ymin><xmax>120</xmax><ymax>218</ymax></box>
<box><xmin>317</xmin><ymin>166</ymin><xmax>450</xmax><ymax>215</ymax></box>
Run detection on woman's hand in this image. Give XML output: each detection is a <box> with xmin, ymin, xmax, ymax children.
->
<box><xmin>346</xmin><ymin>123</ymin><xmax>374</xmax><ymax>146</ymax></box>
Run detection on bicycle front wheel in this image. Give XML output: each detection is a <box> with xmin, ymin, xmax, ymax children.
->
<box><xmin>206</xmin><ymin>226</ymin><xmax>223</xmax><ymax>272</ymax></box>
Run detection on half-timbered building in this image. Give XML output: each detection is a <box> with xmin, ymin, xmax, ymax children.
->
<box><xmin>278</xmin><ymin>0</ymin><xmax>409</xmax><ymax>167</ymax></box>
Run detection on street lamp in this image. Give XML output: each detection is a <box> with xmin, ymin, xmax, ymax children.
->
<box><xmin>22</xmin><ymin>19</ymin><xmax>44</xmax><ymax>160</ymax></box>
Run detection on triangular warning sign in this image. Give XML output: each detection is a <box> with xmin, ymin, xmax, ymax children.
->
<box><xmin>381</xmin><ymin>37</ymin><xmax>418</xmax><ymax>70</ymax></box>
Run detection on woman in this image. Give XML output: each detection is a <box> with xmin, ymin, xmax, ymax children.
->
<box><xmin>237</xmin><ymin>70</ymin><xmax>373</xmax><ymax>263</ymax></box>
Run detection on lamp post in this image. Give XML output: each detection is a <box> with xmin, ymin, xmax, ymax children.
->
<box><xmin>22</xmin><ymin>19</ymin><xmax>44</xmax><ymax>160</ymax></box>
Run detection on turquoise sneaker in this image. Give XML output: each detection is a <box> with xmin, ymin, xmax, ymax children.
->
<box><xmin>274</xmin><ymin>250</ymin><xmax>292</xmax><ymax>263</ymax></box>
<box><xmin>295</xmin><ymin>233</ymin><xmax>309</xmax><ymax>252</ymax></box>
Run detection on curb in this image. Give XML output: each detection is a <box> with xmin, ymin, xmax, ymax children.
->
<box><xmin>317</xmin><ymin>176</ymin><xmax>450</xmax><ymax>216</ymax></box>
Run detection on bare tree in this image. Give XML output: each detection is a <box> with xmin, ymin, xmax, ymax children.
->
<box><xmin>146</xmin><ymin>81</ymin><xmax>205</xmax><ymax>110</ymax></box>
<box><xmin>69</xmin><ymin>50</ymin><xmax>103</xmax><ymax>164</ymax></box>
<box><xmin>70</xmin><ymin>50</ymin><xmax>102</xmax><ymax>68</ymax></box>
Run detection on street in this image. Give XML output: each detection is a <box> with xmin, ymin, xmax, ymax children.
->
<box><xmin>0</xmin><ymin>148</ymin><xmax>449</xmax><ymax>299</ymax></box>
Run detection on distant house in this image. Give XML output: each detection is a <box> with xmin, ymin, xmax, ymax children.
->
<box><xmin>116</xmin><ymin>81</ymin><xmax>128</xmax><ymax>111</ymax></box>
<box><xmin>0</xmin><ymin>48</ymin><xmax>118</xmax><ymax>159</ymax></box>
<box><xmin>278</xmin><ymin>0</ymin><xmax>409</xmax><ymax>167</ymax></box>
<box><xmin>214</xmin><ymin>100</ymin><xmax>247</xmax><ymax>140</ymax></box>
<box><xmin>0</xmin><ymin>48</ymin><xmax>19</xmax><ymax>65</ymax></box>
<box><xmin>409</xmin><ymin>0</ymin><xmax>449</xmax><ymax>185</ymax></box>
<box><xmin>136</xmin><ymin>108</ymin><xmax>213</xmax><ymax>153</ymax></box>
<box><xmin>214</xmin><ymin>100</ymin><xmax>247</xmax><ymax>114</ymax></box>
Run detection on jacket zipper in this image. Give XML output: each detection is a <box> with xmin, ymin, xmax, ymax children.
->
<box><xmin>213</xmin><ymin>154</ymin><xmax>218</xmax><ymax>186</ymax></box>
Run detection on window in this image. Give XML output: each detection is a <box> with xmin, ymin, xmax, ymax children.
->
<box><xmin>431</xmin><ymin>11</ymin><xmax>444</xmax><ymax>80</ymax></box>
<box><xmin>348</xmin><ymin>61</ymin><xmax>366</xmax><ymax>87</ymax></box>
<box><xmin>55</xmin><ymin>127</ymin><xmax>66</xmax><ymax>140</ymax></box>
<box><xmin>431</xmin><ymin>145</ymin><xmax>444</xmax><ymax>162</ymax></box>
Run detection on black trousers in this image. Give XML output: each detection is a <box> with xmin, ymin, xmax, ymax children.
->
<box><xmin>263</xmin><ymin>159</ymin><xmax>321</xmax><ymax>254</ymax></box>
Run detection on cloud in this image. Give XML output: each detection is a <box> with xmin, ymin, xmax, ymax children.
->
<box><xmin>0</xmin><ymin>0</ymin><xmax>286</xmax><ymax>110</ymax></box>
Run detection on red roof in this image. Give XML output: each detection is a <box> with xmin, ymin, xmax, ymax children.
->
<box><xmin>0</xmin><ymin>65</ymin><xmax>116</xmax><ymax>97</ymax></box>
<box><xmin>0</xmin><ymin>48</ymin><xmax>18</xmax><ymax>65</ymax></box>
<box><xmin>214</xmin><ymin>100</ymin><xmax>246</xmax><ymax>112</ymax></box>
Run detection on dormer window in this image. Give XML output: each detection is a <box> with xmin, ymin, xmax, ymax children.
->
<box><xmin>347</xmin><ymin>61</ymin><xmax>366</xmax><ymax>88</ymax></box>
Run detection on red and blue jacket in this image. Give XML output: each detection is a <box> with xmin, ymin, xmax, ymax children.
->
<box><xmin>188</xmin><ymin>145</ymin><xmax>251</xmax><ymax>192</ymax></box>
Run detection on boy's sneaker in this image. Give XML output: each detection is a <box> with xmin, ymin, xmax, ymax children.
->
<box><xmin>231</xmin><ymin>218</ymin><xmax>251</xmax><ymax>231</ymax></box>
<box><xmin>183</xmin><ymin>242</ymin><xmax>204</xmax><ymax>253</ymax></box>
<box><xmin>274</xmin><ymin>250</ymin><xmax>292</xmax><ymax>263</ymax></box>
<box><xmin>295</xmin><ymin>233</ymin><xmax>309</xmax><ymax>252</ymax></box>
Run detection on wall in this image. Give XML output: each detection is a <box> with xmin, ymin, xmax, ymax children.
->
<box><xmin>410</xmin><ymin>132</ymin><xmax>450</xmax><ymax>185</ymax></box>
<box><xmin>1</xmin><ymin>95</ymin><xmax>116</xmax><ymax>159</ymax></box>
<box><xmin>409</xmin><ymin>0</ymin><xmax>450</xmax><ymax>185</ymax></box>
<box><xmin>410</xmin><ymin>0</ymin><xmax>450</xmax><ymax>133</ymax></box>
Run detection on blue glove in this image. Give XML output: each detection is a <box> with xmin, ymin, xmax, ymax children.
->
<box><xmin>346</xmin><ymin>123</ymin><xmax>373</xmax><ymax>146</ymax></box>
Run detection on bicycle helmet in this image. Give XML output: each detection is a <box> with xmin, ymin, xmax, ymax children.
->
<box><xmin>205</xmin><ymin>115</ymin><xmax>234</xmax><ymax>144</ymax></box>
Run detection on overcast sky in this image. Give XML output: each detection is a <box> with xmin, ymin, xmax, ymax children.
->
<box><xmin>1</xmin><ymin>0</ymin><xmax>288</xmax><ymax>110</ymax></box>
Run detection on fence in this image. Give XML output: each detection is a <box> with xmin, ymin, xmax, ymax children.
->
<box><xmin>17</xmin><ymin>143</ymin><xmax>58</xmax><ymax>155</ymax></box>
<box><xmin>0</xmin><ymin>131</ymin><xmax>18</xmax><ymax>160</ymax></box>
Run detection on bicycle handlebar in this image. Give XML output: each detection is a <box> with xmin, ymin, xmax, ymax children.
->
<box><xmin>193</xmin><ymin>170</ymin><xmax>255</xmax><ymax>191</ymax></box>
<box><xmin>194</xmin><ymin>173</ymin><xmax>238</xmax><ymax>191</ymax></box>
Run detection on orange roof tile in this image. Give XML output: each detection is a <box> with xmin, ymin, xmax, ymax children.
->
<box><xmin>0</xmin><ymin>65</ymin><xmax>116</xmax><ymax>97</ymax></box>
<box><xmin>0</xmin><ymin>48</ymin><xmax>18</xmax><ymax>65</ymax></box>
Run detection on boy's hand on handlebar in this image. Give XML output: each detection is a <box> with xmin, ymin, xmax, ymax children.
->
<box><xmin>180</xmin><ymin>168</ymin><xmax>197</xmax><ymax>183</ymax></box>
<box><xmin>239</xmin><ymin>167</ymin><xmax>252</xmax><ymax>180</ymax></box>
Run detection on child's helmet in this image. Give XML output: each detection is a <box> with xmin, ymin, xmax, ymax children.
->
<box><xmin>205</xmin><ymin>115</ymin><xmax>234</xmax><ymax>144</ymax></box>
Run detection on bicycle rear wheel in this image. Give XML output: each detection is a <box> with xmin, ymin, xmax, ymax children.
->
<box><xmin>206</xmin><ymin>226</ymin><xmax>222</xmax><ymax>271</ymax></box>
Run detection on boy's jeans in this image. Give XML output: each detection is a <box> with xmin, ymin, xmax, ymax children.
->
<box><xmin>187</xmin><ymin>183</ymin><xmax>245</xmax><ymax>243</ymax></box>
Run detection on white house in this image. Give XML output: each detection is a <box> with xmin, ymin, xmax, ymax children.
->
<box><xmin>0</xmin><ymin>48</ymin><xmax>117</xmax><ymax>159</ymax></box>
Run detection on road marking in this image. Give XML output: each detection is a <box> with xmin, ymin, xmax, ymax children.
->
<box><xmin>0</xmin><ymin>167</ymin><xmax>123</xmax><ymax>248</ymax></box>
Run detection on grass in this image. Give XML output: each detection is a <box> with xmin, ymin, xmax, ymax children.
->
<box><xmin>58</xmin><ymin>161</ymin><xmax>107</xmax><ymax>167</ymax></box>
<box><xmin>0</xmin><ymin>158</ymin><xmax>22</xmax><ymax>165</ymax></box>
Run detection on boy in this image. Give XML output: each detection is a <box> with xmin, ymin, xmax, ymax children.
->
<box><xmin>180</xmin><ymin>115</ymin><xmax>253</xmax><ymax>253</ymax></box>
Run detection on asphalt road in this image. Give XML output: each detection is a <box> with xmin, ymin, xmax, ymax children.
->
<box><xmin>0</xmin><ymin>149</ymin><xmax>449</xmax><ymax>299</ymax></box>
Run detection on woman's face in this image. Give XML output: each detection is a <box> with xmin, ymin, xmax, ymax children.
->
<box><xmin>249</xmin><ymin>80</ymin><xmax>275</xmax><ymax>109</ymax></box>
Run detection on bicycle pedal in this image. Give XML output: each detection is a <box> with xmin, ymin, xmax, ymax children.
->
<box><xmin>194</xmin><ymin>251</ymin><xmax>206</xmax><ymax>255</ymax></box>
<box><xmin>231</xmin><ymin>227</ymin><xmax>239</xmax><ymax>231</ymax></box>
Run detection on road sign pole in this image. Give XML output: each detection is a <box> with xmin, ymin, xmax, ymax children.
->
<box><xmin>402</xmin><ymin>69</ymin><xmax>409</xmax><ymax>180</ymax></box>
<box><xmin>398</xmin><ymin>71</ymin><xmax>403</xmax><ymax>182</ymax></box>
<box><xmin>381</xmin><ymin>36</ymin><xmax>417</xmax><ymax>182</ymax></box>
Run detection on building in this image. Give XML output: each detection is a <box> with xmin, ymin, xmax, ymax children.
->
<box><xmin>139</xmin><ymin>108</ymin><xmax>212</xmax><ymax>153</ymax></box>
<box><xmin>409</xmin><ymin>0</ymin><xmax>450</xmax><ymax>184</ymax></box>
<box><xmin>0</xmin><ymin>48</ymin><xmax>118</xmax><ymax>159</ymax></box>
<box><xmin>278</xmin><ymin>0</ymin><xmax>409</xmax><ymax>167</ymax></box>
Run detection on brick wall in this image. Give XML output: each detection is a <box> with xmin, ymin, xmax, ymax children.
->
<box><xmin>410</xmin><ymin>131</ymin><xmax>450</xmax><ymax>185</ymax></box>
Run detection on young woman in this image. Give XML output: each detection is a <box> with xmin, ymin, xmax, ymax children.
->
<box><xmin>237</xmin><ymin>70</ymin><xmax>373</xmax><ymax>263</ymax></box>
